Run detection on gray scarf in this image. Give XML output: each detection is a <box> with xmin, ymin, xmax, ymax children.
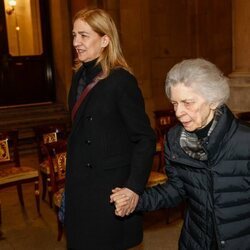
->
<box><xmin>179</xmin><ymin>108</ymin><xmax>222</xmax><ymax>161</ymax></box>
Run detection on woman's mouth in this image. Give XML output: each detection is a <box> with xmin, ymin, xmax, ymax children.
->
<box><xmin>76</xmin><ymin>49</ymin><xmax>85</xmax><ymax>54</ymax></box>
<box><xmin>181</xmin><ymin>121</ymin><xmax>191</xmax><ymax>127</ymax></box>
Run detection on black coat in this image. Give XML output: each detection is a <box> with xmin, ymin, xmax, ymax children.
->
<box><xmin>138</xmin><ymin>106</ymin><xmax>250</xmax><ymax>250</ymax></box>
<box><xmin>65</xmin><ymin>67</ymin><xmax>156</xmax><ymax>250</ymax></box>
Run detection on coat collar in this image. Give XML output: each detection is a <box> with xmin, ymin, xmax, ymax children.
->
<box><xmin>167</xmin><ymin>105</ymin><xmax>238</xmax><ymax>166</ymax></box>
<box><xmin>205</xmin><ymin>105</ymin><xmax>238</xmax><ymax>162</ymax></box>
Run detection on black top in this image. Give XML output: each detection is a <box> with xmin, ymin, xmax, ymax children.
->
<box><xmin>76</xmin><ymin>59</ymin><xmax>102</xmax><ymax>100</ymax></box>
<box><xmin>194</xmin><ymin>118</ymin><xmax>214</xmax><ymax>139</ymax></box>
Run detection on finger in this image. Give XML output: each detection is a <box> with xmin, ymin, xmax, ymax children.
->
<box><xmin>110</xmin><ymin>192</ymin><xmax>122</xmax><ymax>202</ymax></box>
<box><xmin>110</xmin><ymin>190</ymin><xmax>126</xmax><ymax>202</ymax></box>
<box><xmin>112</xmin><ymin>187</ymin><xmax>122</xmax><ymax>193</ymax></box>
<box><xmin>112</xmin><ymin>194</ymin><xmax>129</xmax><ymax>204</ymax></box>
<box><xmin>115</xmin><ymin>207</ymin><xmax>127</xmax><ymax>217</ymax></box>
<box><xmin>115</xmin><ymin>199</ymin><xmax>129</xmax><ymax>209</ymax></box>
<box><xmin>125</xmin><ymin>195</ymin><xmax>138</xmax><ymax>215</ymax></box>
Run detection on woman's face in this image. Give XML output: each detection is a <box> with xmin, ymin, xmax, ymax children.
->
<box><xmin>72</xmin><ymin>19</ymin><xmax>108</xmax><ymax>62</ymax></box>
<box><xmin>170</xmin><ymin>83</ymin><xmax>216</xmax><ymax>132</ymax></box>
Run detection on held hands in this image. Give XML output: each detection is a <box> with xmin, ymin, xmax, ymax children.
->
<box><xmin>110</xmin><ymin>187</ymin><xmax>139</xmax><ymax>217</ymax></box>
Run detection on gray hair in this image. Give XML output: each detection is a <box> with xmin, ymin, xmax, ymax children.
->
<box><xmin>165</xmin><ymin>58</ymin><xmax>230</xmax><ymax>107</ymax></box>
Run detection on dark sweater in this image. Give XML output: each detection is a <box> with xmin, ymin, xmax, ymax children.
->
<box><xmin>76</xmin><ymin>59</ymin><xmax>102</xmax><ymax>100</ymax></box>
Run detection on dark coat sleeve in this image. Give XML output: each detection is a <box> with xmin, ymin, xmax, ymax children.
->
<box><xmin>115</xmin><ymin>70</ymin><xmax>156</xmax><ymax>195</ymax></box>
<box><xmin>137</xmin><ymin>138</ymin><xmax>186</xmax><ymax>211</ymax></box>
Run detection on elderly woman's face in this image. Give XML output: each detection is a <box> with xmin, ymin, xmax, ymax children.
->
<box><xmin>170</xmin><ymin>83</ymin><xmax>216</xmax><ymax>132</ymax></box>
<box><xmin>72</xmin><ymin>19</ymin><xmax>108</xmax><ymax>62</ymax></box>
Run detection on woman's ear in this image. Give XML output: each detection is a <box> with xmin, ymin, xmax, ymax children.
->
<box><xmin>101</xmin><ymin>35</ymin><xmax>110</xmax><ymax>48</ymax></box>
<box><xmin>210</xmin><ymin>102</ymin><xmax>218</xmax><ymax>110</ymax></box>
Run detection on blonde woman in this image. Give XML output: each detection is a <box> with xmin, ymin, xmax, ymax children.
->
<box><xmin>64</xmin><ymin>8</ymin><xmax>156</xmax><ymax>250</ymax></box>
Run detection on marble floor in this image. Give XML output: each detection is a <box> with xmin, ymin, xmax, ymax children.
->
<box><xmin>0</xmin><ymin>153</ymin><xmax>182</xmax><ymax>250</ymax></box>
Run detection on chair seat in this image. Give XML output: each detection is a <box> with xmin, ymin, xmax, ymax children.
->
<box><xmin>0</xmin><ymin>166</ymin><xmax>38</xmax><ymax>185</ymax></box>
<box><xmin>147</xmin><ymin>171</ymin><xmax>167</xmax><ymax>187</ymax></box>
<box><xmin>53</xmin><ymin>188</ymin><xmax>64</xmax><ymax>208</ymax></box>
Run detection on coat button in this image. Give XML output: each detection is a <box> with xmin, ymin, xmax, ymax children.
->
<box><xmin>86</xmin><ymin>115</ymin><xmax>93</xmax><ymax>121</ymax></box>
<box><xmin>221</xmin><ymin>240</ymin><xmax>225</xmax><ymax>246</ymax></box>
<box><xmin>85</xmin><ymin>139</ymin><xmax>91</xmax><ymax>145</ymax></box>
<box><xmin>85</xmin><ymin>163</ymin><xmax>92</xmax><ymax>168</ymax></box>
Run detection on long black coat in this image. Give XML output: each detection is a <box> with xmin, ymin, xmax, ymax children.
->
<box><xmin>65</xmin><ymin>67</ymin><xmax>156</xmax><ymax>250</ymax></box>
<box><xmin>138</xmin><ymin>105</ymin><xmax>250</xmax><ymax>250</ymax></box>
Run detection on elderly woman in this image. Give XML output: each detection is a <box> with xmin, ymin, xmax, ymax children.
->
<box><xmin>111</xmin><ymin>58</ymin><xmax>250</xmax><ymax>250</ymax></box>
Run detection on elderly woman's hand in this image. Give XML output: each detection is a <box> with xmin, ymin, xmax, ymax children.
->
<box><xmin>110</xmin><ymin>187</ymin><xmax>139</xmax><ymax>217</ymax></box>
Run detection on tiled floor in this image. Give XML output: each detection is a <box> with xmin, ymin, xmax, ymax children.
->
<box><xmin>0</xmin><ymin>153</ymin><xmax>182</xmax><ymax>250</ymax></box>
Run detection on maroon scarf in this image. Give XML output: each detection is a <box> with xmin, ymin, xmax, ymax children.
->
<box><xmin>71</xmin><ymin>72</ymin><xmax>103</xmax><ymax>121</ymax></box>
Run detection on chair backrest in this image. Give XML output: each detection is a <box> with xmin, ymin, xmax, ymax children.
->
<box><xmin>154</xmin><ymin>109</ymin><xmax>177</xmax><ymax>138</ymax></box>
<box><xmin>0</xmin><ymin>130</ymin><xmax>20</xmax><ymax>167</ymax></box>
<box><xmin>153</xmin><ymin>109</ymin><xmax>177</xmax><ymax>171</ymax></box>
<box><xmin>44</xmin><ymin>140</ymin><xmax>67</xmax><ymax>193</ymax></box>
<box><xmin>33</xmin><ymin>123</ymin><xmax>68</xmax><ymax>163</ymax></box>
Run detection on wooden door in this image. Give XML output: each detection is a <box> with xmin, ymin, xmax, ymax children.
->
<box><xmin>0</xmin><ymin>0</ymin><xmax>54</xmax><ymax>107</ymax></box>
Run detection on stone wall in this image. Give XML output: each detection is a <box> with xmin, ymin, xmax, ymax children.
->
<box><xmin>102</xmin><ymin>0</ymin><xmax>233</xmax><ymax>125</ymax></box>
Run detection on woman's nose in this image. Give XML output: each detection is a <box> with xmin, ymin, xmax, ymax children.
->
<box><xmin>73</xmin><ymin>36</ymin><xmax>81</xmax><ymax>47</ymax></box>
<box><xmin>175</xmin><ymin>104</ymin><xmax>184</xmax><ymax>118</ymax></box>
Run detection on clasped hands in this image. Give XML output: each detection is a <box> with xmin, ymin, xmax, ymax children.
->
<box><xmin>110</xmin><ymin>187</ymin><xmax>139</xmax><ymax>217</ymax></box>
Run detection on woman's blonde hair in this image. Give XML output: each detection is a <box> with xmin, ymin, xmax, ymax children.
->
<box><xmin>73</xmin><ymin>8</ymin><xmax>132</xmax><ymax>77</ymax></box>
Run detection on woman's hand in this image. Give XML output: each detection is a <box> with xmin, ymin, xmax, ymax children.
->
<box><xmin>110</xmin><ymin>187</ymin><xmax>139</xmax><ymax>217</ymax></box>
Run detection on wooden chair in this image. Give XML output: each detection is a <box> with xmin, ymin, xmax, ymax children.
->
<box><xmin>33</xmin><ymin>123</ymin><xmax>68</xmax><ymax>206</ymax></box>
<box><xmin>0</xmin><ymin>130</ymin><xmax>40</xmax><ymax>224</ymax></box>
<box><xmin>147</xmin><ymin>170</ymin><xmax>167</xmax><ymax>188</ymax></box>
<box><xmin>154</xmin><ymin>131</ymin><xmax>165</xmax><ymax>171</ymax></box>
<box><xmin>154</xmin><ymin>109</ymin><xmax>177</xmax><ymax>171</ymax></box>
<box><xmin>154</xmin><ymin>109</ymin><xmax>177</xmax><ymax>139</ymax></box>
<box><xmin>44</xmin><ymin>140</ymin><xmax>67</xmax><ymax>241</ymax></box>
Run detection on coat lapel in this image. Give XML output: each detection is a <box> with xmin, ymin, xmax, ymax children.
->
<box><xmin>68</xmin><ymin>65</ymin><xmax>85</xmax><ymax>112</ymax></box>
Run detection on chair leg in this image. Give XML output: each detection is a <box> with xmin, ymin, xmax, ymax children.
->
<box><xmin>0</xmin><ymin>199</ymin><xmax>4</xmax><ymax>240</ymax></box>
<box><xmin>56</xmin><ymin>208</ymin><xmax>63</xmax><ymax>241</ymax></box>
<box><xmin>0</xmin><ymin>200</ymin><xmax>2</xmax><ymax>225</ymax></box>
<box><xmin>35</xmin><ymin>181</ymin><xmax>40</xmax><ymax>215</ymax></box>
<box><xmin>47</xmin><ymin>178</ymin><xmax>53</xmax><ymax>208</ymax></box>
<box><xmin>165</xmin><ymin>208</ymin><xmax>170</xmax><ymax>224</ymax></box>
<box><xmin>41</xmin><ymin>172</ymin><xmax>47</xmax><ymax>201</ymax></box>
<box><xmin>16</xmin><ymin>184</ymin><xmax>24</xmax><ymax>207</ymax></box>
<box><xmin>0</xmin><ymin>230</ymin><xmax>3</xmax><ymax>239</ymax></box>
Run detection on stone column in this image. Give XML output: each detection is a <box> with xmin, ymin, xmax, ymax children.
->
<box><xmin>228</xmin><ymin>0</ymin><xmax>250</xmax><ymax>113</ymax></box>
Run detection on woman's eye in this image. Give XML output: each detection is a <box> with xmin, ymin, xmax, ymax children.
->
<box><xmin>80</xmin><ymin>33</ymin><xmax>89</xmax><ymax>38</ymax></box>
<box><xmin>171</xmin><ymin>103</ymin><xmax>178</xmax><ymax>109</ymax></box>
<box><xmin>184</xmin><ymin>102</ymin><xmax>193</xmax><ymax>107</ymax></box>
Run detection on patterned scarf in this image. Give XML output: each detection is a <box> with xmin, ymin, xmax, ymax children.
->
<box><xmin>179</xmin><ymin>108</ymin><xmax>222</xmax><ymax>161</ymax></box>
